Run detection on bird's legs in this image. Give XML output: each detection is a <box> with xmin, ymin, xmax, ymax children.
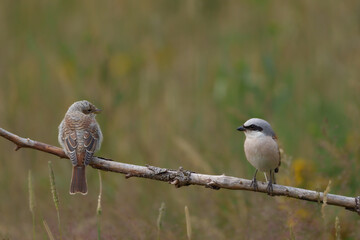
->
<box><xmin>250</xmin><ymin>169</ymin><xmax>258</xmax><ymax>190</ymax></box>
<box><xmin>272</xmin><ymin>170</ymin><xmax>276</xmax><ymax>184</ymax></box>
<box><xmin>266</xmin><ymin>170</ymin><xmax>274</xmax><ymax>195</ymax></box>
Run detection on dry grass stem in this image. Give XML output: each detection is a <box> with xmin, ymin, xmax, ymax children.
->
<box><xmin>335</xmin><ymin>216</ymin><xmax>341</xmax><ymax>240</ymax></box>
<box><xmin>48</xmin><ymin>161</ymin><xmax>62</xmax><ymax>239</ymax></box>
<box><xmin>43</xmin><ymin>220</ymin><xmax>55</xmax><ymax>240</ymax></box>
<box><xmin>48</xmin><ymin>162</ymin><xmax>60</xmax><ymax>210</ymax></box>
<box><xmin>185</xmin><ymin>206</ymin><xmax>192</xmax><ymax>240</ymax></box>
<box><xmin>157</xmin><ymin>202</ymin><xmax>166</xmax><ymax>240</ymax></box>
<box><xmin>322</xmin><ymin>180</ymin><xmax>332</xmax><ymax>220</ymax></box>
<box><xmin>28</xmin><ymin>170</ymin><xmax>36</xmax><ymax>240</ymax></box>
<box><xmin>97</xmin><ymin>170</ymin><xmax>103</xmax><ymax>240</ymax></box>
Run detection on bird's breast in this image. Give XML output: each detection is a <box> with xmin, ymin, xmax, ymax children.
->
<box><xmin>244</xmin><ymin>136</ymin><xmax>280</xmax><ymax>172</ymax></box>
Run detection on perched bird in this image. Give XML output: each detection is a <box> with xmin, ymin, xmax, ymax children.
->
<box><xmin>58</xmin><ymin>100</ymin><xmax>103</xmax><ymax>195</ymax></box>
<box><xmin>237</xmin><ymin>118</ymin><xmax>280</xmax><ymax>194</ymax></box>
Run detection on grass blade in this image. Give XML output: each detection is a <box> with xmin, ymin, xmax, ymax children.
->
<box><xmin>321</xmin><ymin>180</ymin><xmax>331</xmax><ymax>220</ymax></box>
<box><xmin>335</xmin><ymin>216</ymin><xmax>341</xmax><ymax>240</ymax></box>
<box><xmin>28</xmin><ymin>170</ymin><xmax>36</xmax><ymax>240</ymax></box>
<box><xmin>185</xmin><ymin>206</ymin><xmax>192</xmax><ymax>240</ymax></box>
<box><xmin>48</xmin><ymin>161</ymin><xmax>62</xmax><ymax>239</ymax></box>
<box><xmin>97</xmin><ymin>170</ymin><xmax>103</xmax><ymax>240</ymax></box>
<box><xmin>43</xmin><ymin>219</ymin><xmax>55</xmax><ymax>240</ymax></box>
<box><xmin>157</xmin><ymin>202</ymin><xmax>166</xmax><ymax>240</ymax></box>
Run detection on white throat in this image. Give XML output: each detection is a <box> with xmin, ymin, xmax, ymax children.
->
<box><xmin>244</xmin><ymin>130</ymin><xmax>265</xmax><ymax>139</ymax></box>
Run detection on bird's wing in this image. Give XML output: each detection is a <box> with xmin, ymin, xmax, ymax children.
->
<box><xmin>83</xmin><ymin>128</ymin><xmax>99</xmax><ymax>166</ymax></box>
<box><xmin>64</xmin><ymin>131</ymin><xmax>78</xmax><ymax>166</ymax></box>
<box><xmin>272</xmin><ymin>135</ymin><xmax>281</xmax><ymax>168</ymax></box>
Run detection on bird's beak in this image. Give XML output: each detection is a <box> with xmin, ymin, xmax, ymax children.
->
<box><xmin>237</xmin><ymin>126</ymin><xmax>246</xmax><ymax>131</ymax></box>
<box><xmin>94</xmin><ymin>108</ymin><xmax>102</xmax><ymax>114</ymax></box>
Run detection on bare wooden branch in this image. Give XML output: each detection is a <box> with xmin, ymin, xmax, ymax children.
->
<box><xmin>1</xmin><ymin>127</ymin><xmax>359</xmax><ymax>215</ymax></box>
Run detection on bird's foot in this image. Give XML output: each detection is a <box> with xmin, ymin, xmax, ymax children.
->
<box><xmin>250</xmin><ymin>178</ymin><xmax>258</xmax><ymax>191</ymax></box>
<box><xmin>266</xmin><ymin>181</ymin><xmax>274</xmax><ymax>195</ymax></box>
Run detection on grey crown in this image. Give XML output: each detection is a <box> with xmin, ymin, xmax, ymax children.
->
<box><xmin>243</xmin><ymin>118</ymin><xmax>276</xmax><ymax>137</ymax></box>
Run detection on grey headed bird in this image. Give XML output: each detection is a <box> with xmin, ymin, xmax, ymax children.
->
<box><xmin>237</xmin><ymin>118</ymin><xmax>281</xmax><ymax>194</ymax></box>
<box><xmin>58</xmin><ymin>100</ymin><xmax>103</xmax><ymax>195</ymax></box>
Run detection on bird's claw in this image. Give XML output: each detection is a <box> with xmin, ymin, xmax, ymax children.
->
<box><xmin>250</xmin><ymin>178</ymin><xmax>258</xmax><ymax>191</ymax></box>
<box><xmin>266</xmin><ymin>182</ymin><xmax>274</xmax><ymax>195</ymax></box>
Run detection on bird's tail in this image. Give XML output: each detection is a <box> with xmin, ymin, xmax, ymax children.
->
<box><xmin>70</xmin><ymin>166</ymin><xmax>87</xmax><ymax>195</ymax></box>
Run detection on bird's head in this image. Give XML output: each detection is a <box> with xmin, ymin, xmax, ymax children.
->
<box><xmin>68</xmin><ymin>100</ymin><xmax>102</xmax><ymax>115</ymax></box>
<box><xmin>237</xmin><ymin>118</ymin><xmax>276</xmax><ymax>138</ymax></box>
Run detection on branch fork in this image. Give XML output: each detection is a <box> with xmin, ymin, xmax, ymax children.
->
<box><xmin>147</xmin><ymin>165</ymin><xmax>191</xmax><ymax>188</ymax></box>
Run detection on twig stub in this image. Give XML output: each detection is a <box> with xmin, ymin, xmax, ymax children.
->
<box><xmin>355</xmin><ymin>196</ymin><xmax>360</xmax><ymax>215</ymax></box>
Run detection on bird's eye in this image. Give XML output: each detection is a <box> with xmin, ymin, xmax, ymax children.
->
<box><xmin>88</xmin><ymin>109</ymin><xmax>92</xmax><ymax>112</ymax></box>
<box><xmin>246</xmin><ymin>124</ymin><xmax>263</xmax><ymax>131</ymax></box>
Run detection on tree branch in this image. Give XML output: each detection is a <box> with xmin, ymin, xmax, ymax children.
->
<box><xmin>1</xmin><ymin>127</ymin><xmax>359</xmax><ymax>215</ymax></box>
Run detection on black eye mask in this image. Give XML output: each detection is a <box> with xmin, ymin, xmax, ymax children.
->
<box><xmin>244</xmin><ymin>124</ymin><xmax>263</xmax><ymax>131</ymax></box>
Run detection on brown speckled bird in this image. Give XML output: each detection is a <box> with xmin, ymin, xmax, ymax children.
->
<box><xmin>58</xmin><ymin>100</ymin><xmax>103</xmax><ymax>195</ymax></box>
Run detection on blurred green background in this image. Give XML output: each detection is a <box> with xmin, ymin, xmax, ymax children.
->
<box><xmin>1</xmin><ymin>0</ymin><xmax>360</xmax><ymax>239</ymax></box>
